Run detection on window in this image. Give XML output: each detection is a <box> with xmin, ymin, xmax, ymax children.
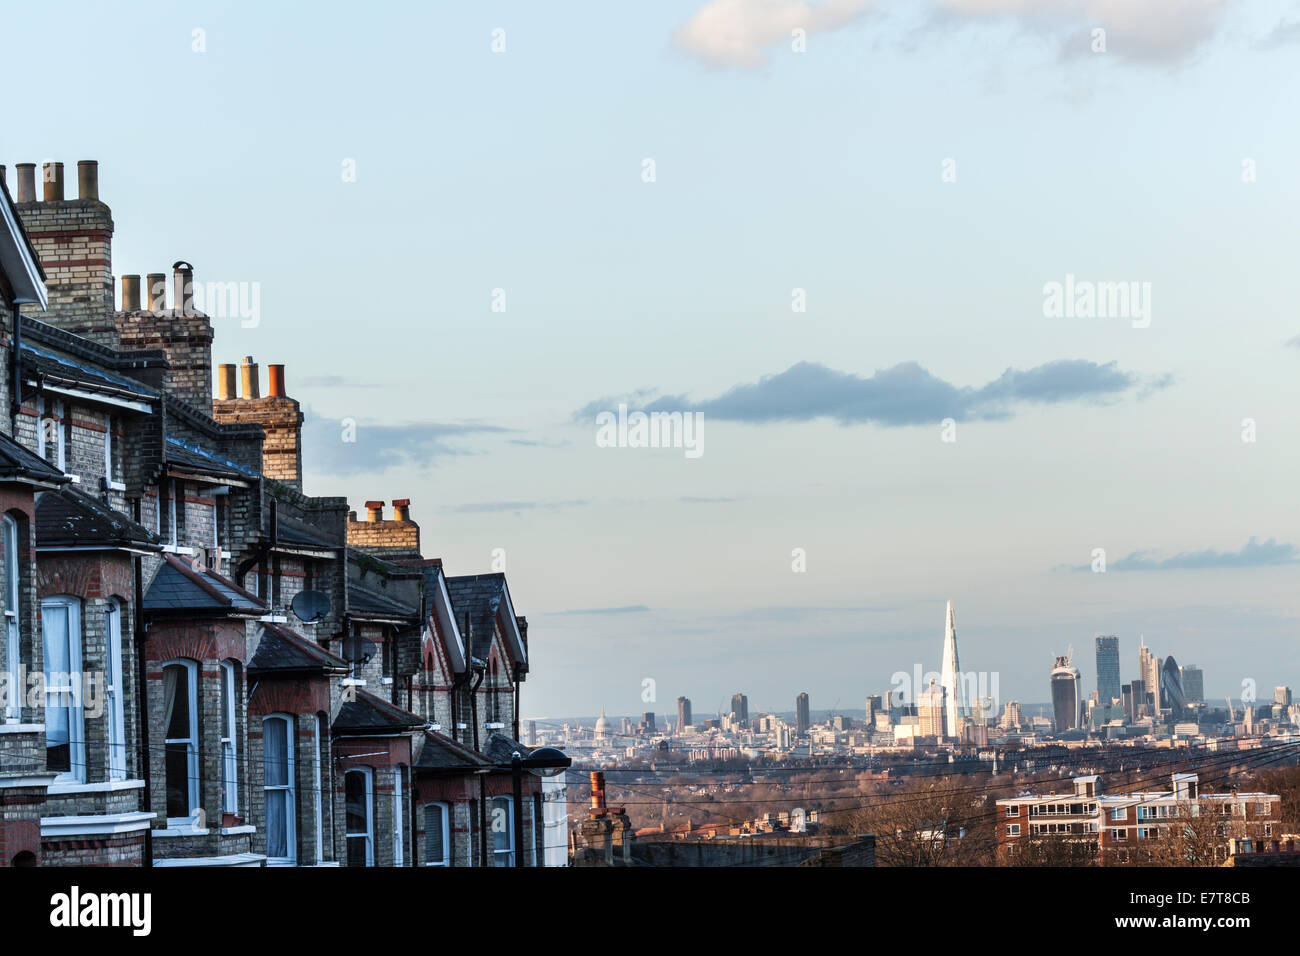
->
<box><xmin>264</xmin><ymin>715</ymin><xmax>295</xmax><ymax>863</ymax></box>
<box><xmin>1114</xmin><ymin>828</ymin><xmax>1127</xmax><ymax>841</ymax></box>
<box><xmin>42</xmin><ymin>597</ymin><xmax>84</xmax><ymax>782</ymax></box>
<box><xmin>491</xmin><ymin>795</ymin><xmax>514</xmax><ymax>867</ymax></box>
<box><xmin>345</xmin><ymin>768</ymin><xmax>374</xmax><ymax>866</ymax></box>
<box><xmin>105</xmin><ymin>600</ymin><xmax>126</xmax><ymax>780</ymax></box>
<box><xmin>1006</xmin><ymin>824</ymin><xmax>1021</xmax><ymax>836</ymax></box>
<box><xmin>220</xmin><ymin>662</ymin><xmax>238</xmax><ymax>814</ymax></box>
<box><xmin>162</xmin><ymin>660</ymin><xmax>199</xmax><ymax>822</ymax></box>
<box><xmin>423</xmin><ymin>803</ymin><xmax>450</xmax><ymax>866</ymax></box>
<box><xmin>393</xmin><ymin>768</ymin><xmax>404</xmax><ymax>866</ymax></box>
<box><xmin>2</xmin><ymin>516</ymin><xmax>19</xmax><ymax>722</ymax></box>
<box><xmin>1110</xmin><ymin>807</ymin><xmax>1126</xmax><ymax>821</ymax></box>
<box><xmin>1264</xmin><ymin>824</ymin><xmax>1273</xmax><ymax>837</ymax></box>
<box><xmin>1005</xmin><ymin>806</ymin><xmax>1018</xmax><ymax>818</ymax></box>
<box><xmin>158</xmin><ymin>480</ymin><xmax>177</xmax><ymax>548</ymax></box>
<box><xmin>313</xmin><ymin>715</ymin><xmax>324</xmax><ymax>865</ymax></box>
<box><xmin>103</xmin><ymin>413</ymin><xmax>114</xmax><ymax>483</ymax></box>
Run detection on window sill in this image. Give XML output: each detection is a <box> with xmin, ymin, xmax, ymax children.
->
<box><xmin>47</xmin><ymin>778</ymin><xmax>146</xmax><ymax>796</ymax></box>
<box><xmin>104</xmin><ymin>479</ymin><xmax>127</xmax><ymax>492</ymax></box>
<box><xmin>0</xmin><ymin>721</ymin><xmax>45</xmax><ymax>733</ymax></box>
<box><xmin>259</xmin><ymin>614</ymin><xmax>288</xmax><ymax>623</ymax></box>
<box><xmin>161</xmin><ymin>545</ymin><xmax>197</xmax><ymax>556</ymax></box>
<box><xmin>155</xmin><ymin>823</ymin><xmax>211</xmax><ymax>837</ymax></box>
<box><xmin>221</xmin><ymin>825</ymin><xmax>256</xmax><ymax>835</ymax></box>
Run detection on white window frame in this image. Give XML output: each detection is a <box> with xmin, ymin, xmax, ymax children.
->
<box><xmin>345</xmin><ymin>767</ymin><xmax>374</xmax><ymax>867</ymax></box>
<box><xmin>162</xmin><ymin>659</ymin><xmax>200</xmax><ymax>824</ymax></box>
<box><xmin>423</xmin><ymin>803</ymin><xmax>450</xmax><ymax>867</ymax></box>
<box><xmin>3</xmin><ymin>515</ymin><xmax>20</xmax><ymax>722</ymax></box>
<box><xmin>36</xmin><ymin>395</ymin><xmax>46</xmax><ymax>459</ymax></box>
<box><xmin>42</xmin><ymin>596</ymin><xmax>85</xmax><ymax>784</ymax></box>
<box><xmin>263</xmin><ymin>713</ymin><xmax>296</xmax><ymax>864</ymax></box>
<box><xmin>1110</xmin><ymin>807</ymin><xmax>1126</xmax><ymax>821</ymax></box>
<box><xmin>105</xmin><ymin>599</ymin><xmax>127</xmax><ymax>780</ymax></box>
<box><xmin>220</xmin><ymin>661</ymin><xmax>238</xmax><ymax>814</ymax></box>
<box><xmin>393</xmin><ymin>767</ymin><xmax>404</xmax><ymax>866</ymax></box>
<box><xmin>103</xmin><ymin>412</ymin><xmax>114</xmax><ymax>484</ymax></box>
<box><xmin>55</xmin><ymin>400</ymin><xmax>67</xmax><ymax>473</ymax></box>
<box><xmin>1005</xmin><ymin>805</ymin><xmax>1017</xmax><ymax>818</ymax></box>
<box><xmin>491</xmin><ymin>794</ymin><xmax>515</xmax><ymax>867</ymax></box>
<box><xmin>313</xmin><ymin>715</ymin><xmax>324</xmax><ymax>865</ymax></box>
<box><xmin>1007</xmin><ymin>824</ymin><xmax>1020</xmax><ymax>836</ymax></box>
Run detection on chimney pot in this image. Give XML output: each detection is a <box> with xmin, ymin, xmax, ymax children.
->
<box><xmin>267</xmin><ymin>364</ymin><xmax>286</xmax><ymax>397</ymax></box>
<box><xmin>77</xmin><ymin>160</ymin><xmax>99</xmax><ymax>201</ymax></box>
<box><xmin>173</xmin><ymin>261</ymin><xmax>194</xmax><ymax>314</ymax></box>
<box><xmin>121</xmin><ymin>275</ymin><xmax>141</xmax><ymax>312</ymax></box>
<box><xmin>146</xmin><ymin>273</ymin><xmax>167</xmax><ymax>311</ymax></box>
<box><xmin>0</xmin><ymin>166</ymin><xmax>6</xmax><ymax>190</ymax></box>
<box><xmin>240</xmin><ymin>356</ymin><xmax>260</xmax><ymax>399</ymax></box>
<box><xmin>42</xmin><ymin>162</ymin><xmax>64</xmax><ymax>201</ymax></box>
<box><xmin>15</xmin><ymin>164</ymin><xmax>36</xmax><ymax>203</ymax></box>
<box><xmin>364</xmin><ymin>501</ymin><xmax>385</xmax><ymax>522</ymax></box>
<box><xmin>217</xmin><ymin>364</ymin><xmax>238</xmax><ymax>400</ymax></box>
<box><xmin>392</xmin><ymin>499</ymin><xmax>411</xmax><ymax>521</ymax></box>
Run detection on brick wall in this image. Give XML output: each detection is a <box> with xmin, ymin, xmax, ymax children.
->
<box><xmin>213</xmin><ymin>395</ymin><xmax>302</xmax><ymax>489</ymax></box>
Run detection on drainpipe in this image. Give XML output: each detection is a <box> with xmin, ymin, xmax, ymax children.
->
<box><xmin>132</xmin><ymin>498</ymin><xmax>153</xmax><ymax>867</ymax></box>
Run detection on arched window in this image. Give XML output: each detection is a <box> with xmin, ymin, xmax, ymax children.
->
<box><xmin>263</xmin><ymin>714</ymin><xmax>296</xmax><ymax>863</ymax></box>
<box><xmin>344</xmin><ymin>767</ymin><xmax>374</xmax><ymax>866</ymax></box>
<box><xmin>219</xmin><ymin>661</ymin><xmax>238</xmax><ymax>814</ymax></box>
<box><xmin>2</xmin><ymin>515</ymin><xmax>20</xmax><ymax>722</ymax></box>
<box><xmin>105</xmin><ymin>599</ymin><xmax>126</xmax><ymax>780</ymax></box>
<box><xmin>162</xmin><ymin>660</ymin><xmax>199</xmax><ymax>822</ymax></box>
<box><xmin>423</xmin><ymin>803</ymin><xmax>450</xmax><ymax>866</ymax></box>
<box><xmin>42</xmin><ymin>596</ymin><xmax>84</xmax><ymax>783</ymax></box>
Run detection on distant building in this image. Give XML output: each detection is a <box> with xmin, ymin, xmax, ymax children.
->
<box><xmin>1051</xmin><ymin>654</ymin><xmax>1082</xmax><ymax>732</ymax></box>
<box><xmin>1139</xmin><ymin>638</ymin><xmax>1160</xmax><ymax>712</ymax></box>
<box><xmin>1275</xmin><ymin>686</ymin><xmax>1293</xmax><ymax>706</ymax></box>
<box><xmin>796</xmin><ymin>692</ymin><xmax>810</xmax><ymax>735</ymax></box>
<box><xmin>1095</xmin><ymin>635</ymin><xmax>1121</xmax><ymax>704</ymax></box>
<box><xmin>999</xmin><ymin>700</ymin><xmax>1022</xmax><ymax>731</ymax></box>
<box><xmin>918</xmin><ymin>680</ymin><xmax>946</xmax><ymax>738</ymax></box>
<box><xmin>731</xmin><ymin>693</ymin><xmax>749</xmax><ymax>725</ymax></box>
<box><xmin>940</xmin><ymin>601</ymin><xmax>967</xmax><ymax>738</ymax></box>
<box><xmin>865</xmin><ymin>695</ymin><xmax>882</xmax><ymax>726</ymax></box>
<box><xmin>1181</xmin><ymin>665</ymin><xmax>1204</xmax><ymax>705</ymax></box>
<box><xmin>1160</xmin><ymin>656</ymin><xmax>1184</xmax><ymax>721</ymax></box>
<box><xmin>677</xmin><ymin>696</ymin><xmax>692</xmax><ymax>731</ymax></box>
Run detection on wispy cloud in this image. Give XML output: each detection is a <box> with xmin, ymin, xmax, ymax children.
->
<box><xmin>1286</xmin><ymin>334</ymin><xmax>1300</xmax><ymax>349</ymax></box>
<box><xmin>299</xmin><ymin>374</ymin><xmax>379</xmax><ymax>389</ymax></box>
<box><xmin>302</xmin><ymin>408</ymin><xmax>510</xmax><ymax>476</ymax></box>
<box><xmin>507</xmin><ymin>437</ymin><xmax>572</xmax><ymax>448</ymax></box>
<box><xmin>1060</xmin><ymin>537</ymin><xmax>1300</xmax><ymax>572</ymax></box>
<box><xmin>544</xmin><ymin>605</ymin><xmax>652</xmax><ymax>616</ymax></box>
<box><xmin>675</xmin><ymin>0</ymin><xmax>874</xmax><ymax>68</ymax></box>
<box><xmin>449</xmin><ymin>499</ymin><xmax>590</xmax><ymax>514</ymax></box>
<box><xmin>680</xmin><ymin>495</ymin><xmax>740</xmax><ymax>504</ymax></box>
<box><xmin>575</xmin><ymin>358</ymin><xmax>1159</xmax><ymax>427</ymax></box>
<box><xmin>1255</xmin><ymin>16</ymin><xmax>1300</xmax><ymax>49</ymax></box>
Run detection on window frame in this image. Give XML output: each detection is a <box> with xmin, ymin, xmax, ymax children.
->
<box><xmin>1006</xmin><ymin>823</ymin><xmax>1021</xmax><ymax>836</ymax></box>
<box><xmin>219</xmin><ymin>661</ymin><xmax>238</xmax><ymax>814</ymax></box>
<box><xmin>162</xmin><ymin>659</ymin><xmax>200</xmax><ymax>825</ymax></box>
<box><xmin>105</xmin><ymin>599</ymin><xmax>127</xmax><ymax>780</ymax></box>
<box><xmin>41</xmin><ymin>596</ymin><xmax>85</xmax><ymax>784</ymax></box>
<box><xmin>393</xmin><ymin>767</ymin><xmax>404</xmax><ymax>866</ymax></box>
<box><xmin>490</xmin><ymin>794</ymin><xmax>515</xmax><ymax>867</ymax></box>
<box><xmin>3</xmin><ymin>515</ymin><xmax>20</xmax><ymax>722</ymax></box>
<box><xmin>313</xmin><ymin>715</ymin><xmax>324</xmax><ymax>865</ymax></box>
<box><xmin>344</xmin><ymin>767</ymin><xmax>374</xmax><ymax>867</ymax></box>
<box><xmin>423</xmin><ymin>802</ymin><xmax>451</xmax><ymax>867</ymax></box>
<box><xmin>262</xmin><ymin>713</ymin><xmax>296</xmax><ymax>864</ymax></box>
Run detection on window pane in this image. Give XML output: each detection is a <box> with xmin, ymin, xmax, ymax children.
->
<box><xmin>347</xmin><ymin>836</ymin><xmax>368</xmax><ymax>867</ymax></box>
<box><xmin>220</xmin><ymin>668</ymin><xmax>231</xmax><ymax>737</ymax></box>
<box><xmin>345</xmin><ymin>772</ymin><xmax>367</xmax><ymax>834</ymax></box>
<box><xmin>166</xmin><ymin>743</ymin><xmax>190</xmax><ymax>817</ymax></box>
<box><xmin>267</xmin><ymin>791</ymin><xmax>289</xmax><ymax>858</ymax></box>
<box><xmin>265</xmin><ymin>719</ymin><xmax>288</xmax><ymax>787</ymax></box>
<box><xmin>425</xmin><ymin>806</ymin><xmax>446</xmax><ymax>863</ymax></box>
<box><xmin>42</xmin><ymin>606</ymin><xmax>70</xmax><ymax>771</ymax></box>
<box><xmin>164</xmin><ymin>665</ymin><xmax>190</xmax><ymax>739</ymax></box>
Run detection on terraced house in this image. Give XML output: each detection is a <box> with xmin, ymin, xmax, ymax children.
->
<box><xmin>0</xmin><ymin>160</ymin><xmax>564</xmax><ymax>867</ymax></box>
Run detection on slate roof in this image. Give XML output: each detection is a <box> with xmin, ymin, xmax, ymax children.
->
<box><xmin>248</xmin><ymin>622</ymin><xmax>348</xmax><ymax>675</ymax></box>
<box><xmin>445</xmin><ymin>573</ymin><xmax>507</xmax><ymax>661</ymax></box>
<box><xmin>144</xmin><ymin>554</ymin><xmax>268</xmax><ymax>616</ymax></box>
<box><xmin>333</xmin><ymin>688</ymin><xmax>426</xmax><ymax>735</ymax></box>
<box><xmin>269</xmin><ymin>513</ymin><xmax>337</xmax><ymax>550</ymax></box>
<box><xmin>484</xmin><ymin>731</ymin><xmax>534</xmax><ymax>765</ymax></box>
<box><xmin>164</xmin><ymin>437</ymin><xmax>257</xmax><ymax>480</ymax></box>
<box><xmin>0</xmin><ymin>432</ymin><xmax>69</xmax><ymax>486</ymax></box>
<box><xmin>21</xmin><ymin>342</ymin><xmax>157</xmax><ymax>401</ymax></box>
<box><xmin>414</xmin><ymin>730</ymin><xmax>492</xmax><ymax>774</ymax></box>
<box><xmin>348</xmin><ymin>582</ymin><xmax>418</xmax><ymax>621</ymax></box>
<box><xmin>36</xmin><ymin>486</ymin><xmax>158</xmax><ymax>550</ymax></box>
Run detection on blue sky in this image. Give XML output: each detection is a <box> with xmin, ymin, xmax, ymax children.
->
<box><xmin>8</xmin><ymin>0</ymin><xmax>1300</xmax><ymax>720</ymax></box>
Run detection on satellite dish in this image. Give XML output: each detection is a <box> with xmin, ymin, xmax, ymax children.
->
<box><xmin>292</xmin><ymin>589</ymin><xmax>330</xmax><ymax>623</ymax></box>
<box><xmin>341</xmin><ymin>634</ymin><xmax>376</xmax><ymax>665</ymax></box>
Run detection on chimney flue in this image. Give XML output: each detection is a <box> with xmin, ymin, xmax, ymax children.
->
<box><xmin>15</xmin><ymin>164</ymin><xmax>35</xmax><ymax>203</ymax></box>
<box><xmin>146</xmin><ymin>273</ymin><xmax>167</xmax><ymax>311</ymax></box>
<box><xmin>217</xmin><ymin>364</ymin><xmax>237</xmax><ymax>400</ymax></box>
<box><xmin>77</xmin><ymin>160</ymin><xmax>98</xmax><ymax>201</ymax></box>
<box><xmin>240</xmin><ymin>356</ymin><xmax>260</xmax><ymax>399</ymax></box>
<box><xmin>173</xmin><ymin>261</ymin><xmax>194</xmax><ymax>314</ymax></box>
<box><xmin>590</xmin><ymin>771</ymin><xmax>607</xmax><ymax>817</ymax></box>
<box><xmin>365</xmin><ymin>500</ymin><xmax>385</xmax><ymax>522</ymax></box>
<box><xmin>392</xmin><ymin>498</ymin><xmax>410</xmax><ymax>521</ymax></box>
<box><xmin>42</xmin><ymin>162</ymin><xmax>64</xmax><ymax>201</ymax></box>
<box><xmin>121</xmin><ymin>275</ymin><xmax>141</xmax><ymax>312</ymax></box>
<box><xmin>267</xmin><ymin>364</ymin><xmax>285</xmax><ymax>397</ymax></box>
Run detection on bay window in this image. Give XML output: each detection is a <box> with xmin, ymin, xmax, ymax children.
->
<box><xmin>3</xmin><ymin>515</ymin><xmax>19</xmax><ymax>722</ymax></box>
<box><xmin>220</xmin><ymin>661</ymin><xmax>238</xmax><ymax>814</ymax></box>
<box><xmin>345</xmin><ymin>768</ymin><xmax>374</xmax><ymax>866</ymax></box>
<box><xmin>423</xmin><ymin>803</ymin><xmax>450</xmax><ymax>866</ymax></box>
<box><xmin>263</xmin><ymin>714</ymin><xmax>296</xmax><ymax>863</ymax></box>
<box><xmin>42</xmin><ymin>597</ymin><xmax>84</xmax><ymax>783</ymax></box>
<box><xmin>162</xmin><ymin>660</ymin><xmax>199</xmax><ymax>823</ymax></box>
<box><xmin>105</xmin><ymin>599</ymin><xmax>126</xmax><ymax>780</ymax></box>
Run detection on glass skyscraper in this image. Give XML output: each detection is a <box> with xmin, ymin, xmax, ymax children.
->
<box><xmin>1095</xmin><ymin>635</ymin><xmax>1121</xmax><ymax>704</ymax></box>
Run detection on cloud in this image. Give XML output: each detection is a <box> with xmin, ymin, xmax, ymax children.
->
<box><xmin>679</xmin><ymin>495</ymin><xmax>740</xmax><ymax>503</ymax></box>
<box><xmin>301</xmin><ymin>409</ymin><xmax>511</xmax><ymax>476</ymax></box>
<box><xmin>544</xmin><ymin>605</ymin><xmax>652</xmax><ymax>616</ymax></box>
<box><xmin>1060</xmin><ymin>537</ymin><xmax>1300</xmax><ymax>572</ymax></box>
<box><xmin>449</xmin><ymin>499</ymin><xmax>590</xmax><ymax>514</ymax></box>
<box><xmin>1286</xmin><ymin>334</ymin><xmax>1300</xmax><ymax>349</ymax></box>
<box><xmin>299</xmin><ymin>374</ymin><xmax>378</xmax><ymax>389</ymax></box>
<box><xmin>674</xmin><ymin>0</ymin><xmax>874</xmax><ymax>68</ymax></box>
<box><xmin>507</xmin><ymin>437</ymin><xmax>572</xmax><ymax>448</ymax></box>
<box><xmin>935</xmin><ymin>0</ymin><xmax>1235</xmax><ymax>65</ymax></box>
<box><xmin>575</xmin><ymin>358</ymin><xmax>1156</xmax><ymax>427</ymax></box>
<box><xmin>1255</xmin><ymin>17</ymin><xmax>1300</xmax><ymax>49</ymax></box>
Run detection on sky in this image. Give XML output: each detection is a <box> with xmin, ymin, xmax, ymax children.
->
<box><xmin>6</xmin><ymin>0</ymin><xmax>1300</xmax><ymax>722</ymax></box>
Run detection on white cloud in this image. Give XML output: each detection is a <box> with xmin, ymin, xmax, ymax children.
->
<box><xmin>674</xmin><ymin>0</ymin><xmax>874</xmax><ymax>68</ymax></box>
<box><xmin>937</xmin><ymin>0</ymin><xmax>1235</xmax><ymax>64</ymax></box>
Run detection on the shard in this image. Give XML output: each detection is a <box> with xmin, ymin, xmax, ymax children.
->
<box><xmin>940</xmin><ymin>600</ymin><xmax>966</xmax><ymax>737</ymax></box>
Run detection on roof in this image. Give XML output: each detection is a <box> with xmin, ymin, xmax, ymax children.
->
<box><xmin>445</xmin><ymin>573</ymin><xmax>527</xmax><ymax>669</ymax></box>
<box><xmin>270</xmin><ymin>513</ymin><xmax>337</xmax><ymax>550</ymax></box>
<box><xmin>333</xmin><ymin>688</ymin><xmax>425</xmax><ymax>735</ymax></box>
<box><xmin>414</xmin><ymin>729</ymin><xmax>492</xmax><ymax>774</ymax></box>
<box><xmin>248</xmin><ymin>622</ymin><xmax>348</xmax><ymax>675</ymax></box>
<box><xmin>21</xmin><ymin>342</ymin><xmax>157</xmax><ymax>403</ymax></box>
<box><xmin>164</xmin><ymin>436</ymin><xmax>257</xmax><ymax>480</ymax></box>
<box><xmin>36</xmin><ymin>486</ymin><xmax>158</xmax><ymax>550</ymax></box>
<box><xmin>0</xmin><ymin>431</ymin><xmax>69</xmax><ymax>486</ymax></box>
<box><xmin>484</xmin><ymin>731</ymin><xmax>533</xmax><ymax>764</ymax></box>
<box><xmin>144</xmin><ymin>554</ymin><xmax>268</xmax><ymax>616</ymax></box>
<box><xmin>347</xmin><ymin>582</ymin><xmax>418</xmax><ymax>621</ymax></box>
<box><xmin>0</xmin><ymin>176</ymin><xmax>46</xmax><ymax>308</ymax></box>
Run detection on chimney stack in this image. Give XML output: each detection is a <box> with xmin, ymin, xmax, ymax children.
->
<box><xmin>173</xmin><ymin>261</ymin><xmax>194</xmax><ymax>314</ymax></box>
<box><xmin>392</xmin><ymin>499</ymin><xmax>410</xmax><ymax>521</ymax></box>
<box><xmin>365</xmin><ymin>501</ymin><xmax>385</xmax><ymax>522</ymax></box>
<box><xmin>77</xmin><ymin>160</ymin><xmax>98</xmax><ymax>201</ymax></box>
<box><xmin>146</xmin><ymin>273</ymin><xmax>167</xmax><ymax>311</ymax></box>
<box><xmin>267</xmin><ymin>364</ymin><xmax>285</xmax><ymax>397</ymax></box>
<box><xmin>240</xmin><ymin>356</ymin><xmax>260</xmax><ymax>399</ymax></box>
<box><xmin>121</xmin><ymin>275</ymin><xmax>141</xmax><ymax>312</ymax></box>
<box><xmin>217</xmin><ymin>364</ymin><xmax>237</xmax><ymax>400</ymax></box>
<box><xmin>42</xmin><ymin>162</ymin><xmax>64</xmax><ymax>201</ymax></box>
<box><xmin>590</xmin><ymin>771</ymin><xmax>607</xmax><ymax>817</ymax></box>
<box><xmin>15</xmin><ymin>164</ymin><xmax>35</xmax><ymax>203</ymax></box>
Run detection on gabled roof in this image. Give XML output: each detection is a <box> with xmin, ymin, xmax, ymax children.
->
<box><xmin>0</xmin><ymin>432</ymin><xmax>69</xmax><ymax>487</ymax></box>
<box><xmin>414</xmin><ymin>729</ymin><xmax>492</xmax><ymax>774</ymax></box>
<box><xmin>333</xmin><ymin>688</ymin><xmax>425</xmax><ymax>735</ymax></box>
<box><xmin>269</xmin><ymin>513</ymin><xmax>338</xmax><ymax>551</ymax></box>
<box><xmin>445</xmin><ymin>573</ymin><xmax>527</xmax><ymax>670</ymax></box>
<box><xmin>0</xmin><ymin>176</ymin><xmax>46</xmax><ymax>308</ymax></box>
<box><xmin>483</xmin><ymin>731</ymin><xmax>533</xmax><ymax>764</ymax></box>
<box><xmin>347</xmin><ymin>582</ymin><xmax>418</xmax><ymax>622</ymax></box>
<box><xmin>21</xmin><ymin>342</ymin><xmax>158</xmax><ymax>404</ymax></box>
<box><xmin>36</xmin><ymin>486</ymin><xmax>158</xmax><ymax>551</ymax></box>
<box><xmin>144</xmin><ymin>554</ymin><xmax>268</xmax><ymax>617</ymax></box>
<box><xmin>249</xmin><ymin>622</ymin><xmax>348</xmax><ymax>675</ymax></box>
<box><xmin>422</xmin><ymin>564</ymin><xmax>466</xmax><ymax>675</ymax></box>
<box><xmin>164</xmin><ymin>436</ymin><xmax>257</xmax><ymax>480</ymax></box>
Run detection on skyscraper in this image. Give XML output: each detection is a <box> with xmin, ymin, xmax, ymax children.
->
<box><xmin>730</xmin><ymin>693</ymin><xmax>749</xmax><ymax>724</ymax></box>
<box><xmin>1050</xmin><ymin>653</ymin><xmax>1082</xmax><ymax>732</ymax></box>
<box><xmin>1160</xmin><ymin>657</ymin><xmax>1184</xmax><ymax>720</ymax></box>
<box><xmin>677</xmin><ymin>696</ymin><xmax>692</xmax><ymax>731</ymax></box>
<box><xmin>795</xmin><ymin>692</ymin><xmax>810</xmax><ymax>735</ymax></box>
<box><xmin>1139</xmin><ymin>637</ymin><xmax>1160</xmax><ymax>712</ymax></box>
<box><xmin>1095</xmin><ymin>635</ymin><xmax>1120</xmax><ymax>704</ymax></box>
<box><xmin>1180</xmin><ymin>666</ymin><xmax>1204</xmax><ymax>705</ymax></box>
<box><xmin>940</xmin><ymin>600</ymin><xmax>966</xmax><ymax>738</ymax></box>
<box><xmin>918</xmin><ymin>680</ymin><xmax>945</xmax><ymax>737</ymax></box>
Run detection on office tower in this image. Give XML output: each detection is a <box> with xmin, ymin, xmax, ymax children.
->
<box><xmin>677</xmin><ymin>696</ymin><xmax>692</xmax><ymax>731</ymax></box>
<box><xmin>940</xmin><ymin>600</ymin><xmax>967</xmax><ymax>738</ymax></box>
<box><xmin>1139</xmin><ymin>637</ymin><xmax>1161</xmax><ymax>711</ymax></box>
<box><xmin>1124</xmin><ymin>679</ymin><xmax>1145</xmax><ymax>721</ymax></box>
<box><xmin>620</xmin><ymin>716</ymin><xmax>632</xmax><ymax>736</ymax></box>
<box><xmin>1275</xmin><ymin>686</ymin><xmax>1293</xmax><ymax>706</ymax></box>
<box><xmin>865</xmin><ymin>694</ymin><xmax>882</xmax><ymax>726</ymax></box>
<box><xmin>527</xmin><ymin>720</ymin><xmax>537</xmax><ymax>746</ymax></box>
<box><xmin>1160</xmin><ymin>657</ymin><xmax>1184</xmax><ymax>720</ymax></box>
<box><xmin>918</xmin><ymin>680</ymin><xmax>946</xmax><ymax>737</ymax></box>
<box><xmin>999</xmin><ymin>699</ymin><xmax>1022</xmax><ymax>731</ymax></box>
<box><xmin>1095</xmin><ymin>635</ymin><xmax>1121</xmax><ymax>704</ymax></box>
<box><xmin>796</xmin><ymin>692</ymin><xmax>810</xmax><ymax>735</ymax></box>
<box><xmin>1180</xmin><ymin>665</ymin><xmax>1204</xmax><ymax>705</ymax></box>
<box><xmin>730</xmin><ymin>693</ymin><xmax>749</xmax><ymax>724</ymax></box>
<box><xmin>1050</xmin><ymin>653</ymin><xmax>1082</xmax><ymax>732</ymax></box>
<box><xmin>642</xmin><ymin>711</ymin><xmax>656</xmax><ymax>731</ymax></box>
